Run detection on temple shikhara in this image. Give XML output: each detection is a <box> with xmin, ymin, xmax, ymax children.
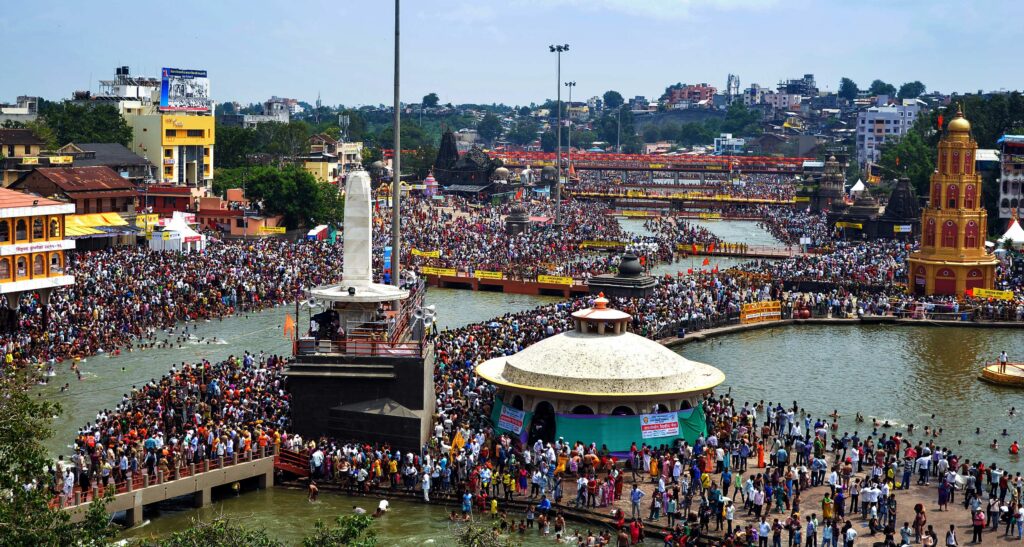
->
<box><xmin>908</xmin><ymin>108</ymin><xmax>999</xmax><ymax>295</ymax></box>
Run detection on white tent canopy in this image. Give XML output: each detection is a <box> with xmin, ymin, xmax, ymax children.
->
<box><xmin>999</xmin><ymin>217</ymin><xmax>1024</xmax><ymax>248</ymax></box>
<box><xmin>849</xmin><ymin>179</ymin><xmax>866</xmax><ymax>197</ymax></box>
<box><xmin>149</xmin><ymin>212</ymin><xmax>207</xmax><ymax>253</ymax></box>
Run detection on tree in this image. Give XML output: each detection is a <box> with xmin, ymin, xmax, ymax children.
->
<box><xmin>38</xmin><ymin>102</ymin><xmax>132</xmax><ymax>146</ymax></box>
<box><xmin>517</xmin><ymin>106</ymin><xmax>531</xmax><ymax>117</ymax></box>
<box><xmin>838</xmin><ymin>78</ymin><xmax>859</xmax><ymax>101</ymax></box>
<box><xmin>422</xmin><ymin>93</ymin><xmax>440</xmax><ymax>108</ymax></box>
<box><xmin>572</xmin><ymin>129</ymin><xmax>598</xmax><ymax>150</ymax></box>
<box><xmin>868</xmin><ymin>79</ymin><xmax>897</xmax><ymax>97</ymax></box>
<box><xmin>642</xmin><ymin>125</ymin><xmax>660</xmax><ymax>143</ymax></box>
<box><xmin>145</xmin><ymin>517</ymin><xmax>283</xmax><ymax>546</ymax></box>
<box><xmin>540</xmin><ymin>131</ymin><xmax>557</xmax><ymax>152</ymax></box>
<box><xmin>476</xmin><ymin>113</ymin><xmax>503</xmax><ymax>144</ymax></box>
<box><xmin>213</xmin><ymin>165</ymin><xmax>344</xmax><ymax>228</ymax></box>
<box><xmin>878</xmin><ymin>128</ymin><xmax>934</xmax><ymax>198</ymax></box>
<box><xmin>603</xmin><ymin>90</ymin><xmax>624</xmax><ymax>109</ymax></box>
<box><xmin>300</xmin><ymin>515</ymin><xmax>377</xmax><ymax>547</ymax></box>
<box><xmin>0</xmin><ymin>372</ymin><xmax>116</xmax><ymax>546</ymax></box>
<box><xmin>507</xmin><ymin>118</ymin><xmax>540</xmax><ymax>146</ymax></box>
<box><xmin>897</xmin><ymin>81</ymin><xmax>926</xmax><ymax>100</ymax></box>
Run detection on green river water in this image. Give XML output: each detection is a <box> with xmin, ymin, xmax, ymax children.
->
<box><xmin>34</xmin><ymin>221</ymin><xmax>1024</xmax><ymax>544</ymax></box>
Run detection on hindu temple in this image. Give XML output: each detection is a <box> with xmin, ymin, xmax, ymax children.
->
<box><xmin>907</xmin><ymin>108</ymin><xmax>999</xmax><ymax>295</ymax></box>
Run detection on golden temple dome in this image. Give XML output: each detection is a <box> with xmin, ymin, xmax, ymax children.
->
<box><xmin>947</xmin><ymin>107</ymin><xmax>971</xmax><ymax>133</ymax></box>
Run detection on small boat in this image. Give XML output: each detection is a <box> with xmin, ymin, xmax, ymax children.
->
<box><xmin>979</xmin><ymin>362</ymin><xmax>1024</xmax><ymax>386</ymax></box>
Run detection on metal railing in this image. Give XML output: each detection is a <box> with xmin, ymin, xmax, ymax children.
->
<box><xmin>53</xmin><ymin>446</ymin><xmax>275</xmax><ymax>509</ymax></box>
<box><xmin>295</xmin><ymin>336</ymin><xmax>424</xmax><ymax>358</ymax></box>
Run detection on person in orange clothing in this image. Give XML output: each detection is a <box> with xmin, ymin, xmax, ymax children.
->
<box><xmin>757</xmin><ymin>441</ymin><xmax>765</xmax><ymax>468</ymax></box>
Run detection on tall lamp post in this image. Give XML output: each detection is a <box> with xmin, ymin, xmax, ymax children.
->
<box><xmin>549</xmin><ymin>44</ymin><xmax>568</xmax><ymax>226</ymax></box>
<box><xmin>391</xmin><ymin>0</ymin><xmax>401</xmax><ymax>286</ymax></box>
<box><xmin>565</xmin><ymin>81</ymin><xmax>575</xmax><ymax>181</ymax></box>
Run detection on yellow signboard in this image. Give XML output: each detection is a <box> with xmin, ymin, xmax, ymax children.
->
<box><xmin>970</xmin><ymin>288</ymin><xmax>1014</xmax><ymax>300</ymax></box>
<box><xmin>421</xmin><ymin>266</ymin><xmax>457</xmax><ymax>277</ymax></box>
<box><xmin>259</xmin><ymin>226</ymin><xmax>286</xmax><ymax>234</ymax></box>
<box><xmin>740</xmin><ymin>301</ymin><xmax>782</xmax><ymax>324</ymax></box>
<box><xmin>581</xmin><ymin>240</ymin><xmax>625</xmax><ymax>249</ymax></box>
<box><xmin>698</xmin><ymin>213</ymin><xmax>722</xmax><ymax>220</ymax></box>
<box><xmin>21</xmin><ymin>157</ymin><xmax>39</xmax><ymax>165</ymax></box>
<box><xmin>161</xmin><ymin>231</ymin><xmax>171</xmax><ymax>240</ymax></box>
<box><xmin>48</xmin><ymin>156</ymin><xmax>73</xmax><ymax>165</ymax></box>
<box><xmin>538</xmin><ymin>274</ymin><xmax>573</xmax><ymax>285</ymax></box>
<box><xmin>794</xmin><ymin>196</ymin><xmax>810</xmax><ymax>203</ymax></box>
<box><xmin>474</xmin><ymin>270</ymin><xmax>503</xmax><ymax>280</ymax></box>
<box><xmin>411</xmin><ymin>248</ymin><xmax>441</xmax><ymax>258</ymax></box>
<box><xmin>621</xmin><ymin>210</ymin><xmax>657</xmax><ymax>218</ymax></box>
<box><xmin>835</xmin><ymin>221</ymin><xmax>863</xmax><ymax>229</ymax></box>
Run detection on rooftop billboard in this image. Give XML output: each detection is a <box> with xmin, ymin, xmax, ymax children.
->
<box><xmin>159</xmin><ymin>68</ymin><xmax>211</xmax><ymax>112</ymax></box>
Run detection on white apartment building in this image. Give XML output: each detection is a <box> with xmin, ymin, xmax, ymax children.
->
<box><xmin>856</xmin><ymin>100</ymin><xmax>922</xmax><ymax>165</ymax></box>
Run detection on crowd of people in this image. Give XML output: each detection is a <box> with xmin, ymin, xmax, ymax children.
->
<box><xmin>572</xmin><ymin>172</ymin><xmax>797</xmax><ymax>201</ymax></box>
<box><xmin>16</xmin><ymin>189</ymin><xmax>1024</xmax><ymax>545</ymax></box>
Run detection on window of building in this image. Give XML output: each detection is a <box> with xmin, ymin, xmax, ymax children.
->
<box><xmin>947</xmin><ymin>184</ymin><xmax>958</xmax><ymax>209</ymax></box>
<box><xmin>49</xmin><ymin>253</ymin><xmax>62</xmax><ymax>274</ymax></box>
<box><xmin>49</xmin><ymin>218</ymin><xmax>60</xmax><ymax>239</ymax></box>
<box><xmin>941</xmin><ymin>220</ymin><xmax>957</xmax><ymax>247</ymax></box>
<box><xmin>32</xmin><ymin>218</ymin><xmax>44</xmax><ymax>240</ymax></box>
<box><xmin>236</xmin><ymin>218</ymin><xmax>245</xmax><ymax>228</ymax></box>
<box><xmin>6</xmin><ymin>145</ymin><xmax>12</xmax><ymax>156</ymax></box>
<box><xmin>204</xmin><ymin>147</ymin><xmax>210</xmax><ymax>157</ymax></box>
<box><xmin>0</xmin><ymin>220</ymin><xmax>9</xmax><ymax>243</ymax></box>
<box><xmin>15</xmin><ymin>219</ymin><xmax>27</xmax><ymax>241</ymax></box>
<box><xmin>925</xmin><ymin>218</ymin><xmax>936</xmax><ymax>246</ymax></box>
<box><xmin>965</xmin><ymin>221</ymin><xmax>979</xmax><ymax>248</ymax></box>
<box><xmin>16</xmin><ymin>257</ymin><xmax>26</xmax><ymax>277</ymax></box>
<box><xmin>965</xmin><ymin>184</ymin><xmax>976</xmax><ymax>209</ymax></box>
<box><xmin>164</xmin><ymin>148</ymin><xmax>172</xmax><ymax>158</ymax></box>
<box><xmin>0</xmin><ymin>258</ymin><xmax>9</xmax><ymax>280</ymax></box>
<box><xmin>24</xmin><ymin>145</ymin><xmax>31</xmax><ymax>154</ymax></box>
<box><xmin>186</xmin><ymin>129</ymin><xmax>204</xmax><ymax>137</ymax></box>
<box><xmin>32</xmin><ymin>255</ymin><xmax>44</xmax><ymax>276</ymax></box>
<box><xmin>164</xmin><ymin>166</ymin><xmax>173</xmax><ymax>175</ymax></box>
<box><xmin>165</xmin><ymin>129</ymin><xmax>175</xmax><ymax>137</ymax></box>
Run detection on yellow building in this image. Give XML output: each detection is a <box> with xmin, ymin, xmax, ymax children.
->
<box><xmin>0</xmin><ymin>188</ymin><xmax>75</xmax><ymax>299</ymax></box>
<box><xmin>907</xmin><ymin>108</ymin><xmax>999</xmax><ymax>296</ymax></box>
<box><xmin>127</xmin><ymin>114</ymin><xmax>214</xmax><ymax>188</ymax></box>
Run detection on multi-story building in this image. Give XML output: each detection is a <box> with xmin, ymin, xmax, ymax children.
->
<box><xmin>55</xmin><ymin>143</ymin><xmax>154</xmax><ymax>183</ymax></box>
<box><xmin>778</xmin><ymin>74</ymin><xmax>817</xmax><ymax>96</ymax></box>
<box><xmin>998</xmin><ymin>135</ymin><xmax>1024</xmax><ymax>222</ymax></box>
<box><xmin>0</xmin><ymin>96</ymin><xmax>40</xmax><ymax>125</ymax></box>
<box><xmin>907</xmin><ymin>109</ymin><xmax>998</xmax><ymax>296</ymax></box>
<box><xmin>78</xmin><ymin>67</ymin><xmax>215</xmax><ymax>188</ymax></box>
<box><xmin>218</xmin><ymin>97</ymin><xmax>290</xmax><ymax>128</ymax></box>
<box><xmin>0</xmin><ymin>188</ymin><xmax>75</xmax><ymax>301</ymax></box>
<box><xmin>666</xmin><ymin>84</ymin><xmax>717</xmax><ymax>105</ymax></box>
<box><xmin>855</xmin><ymin>100</ymin><xmax>922</xmax><ymax>166</ymax></box>
<box><xmin>713</xmin><ymin>134</ymin><xmax>746</xmax><ymax>155</ymax></box>
<box><xmin>743</xmin><ymin>84</ymin><xmax>768</xmax><ymax>107</ymax></box>
<box><xmin>0</xmin><ymin>129</ymin><xmax>72</xmax><ymax>187</ymax></box>
<box><xmin>763</xmin><ymin>91</ymin><xmax>802</xmax><ymax>112</ymax></box>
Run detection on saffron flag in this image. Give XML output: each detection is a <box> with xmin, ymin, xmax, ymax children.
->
<box><xmin>702</xmin><ymin>258</ymin><xmax>710</xmax><ymax>266</ymax></box>
<box><xmin>691</xmin><ymin>244</ymin><xmax>697</xmax><ymax>254</ymax></box>
<box><xmin>713</xmin><ymin>264</ymin><xmax>719</xmax><ymax>273</ymax></box>
<box><xmin>283</xmin><ymin>314</ymin><xmax>295</xmax><ymax>339</ymax></box>
<box><xmin>937</xmin><ymin>114</ymin><xmax>944</xmax><ymax>130</ymax></box>
<box><xmin>708</xmin><ymin>242</ymin><xmax>715</xmax><ymax>253</ymax></box>
<box><xmin>687</xmin><ymin>268</ymin><xmax>693</xmax><ymax>274</ymax></box>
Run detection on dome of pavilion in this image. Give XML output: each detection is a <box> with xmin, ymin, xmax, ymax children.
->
<box><xmin>476</xmin><ymin>298</ymin><xmax>725</xmax><ymax>398</ymax></box>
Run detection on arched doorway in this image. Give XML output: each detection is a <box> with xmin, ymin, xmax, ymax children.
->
<box><xmin>530</xmin><ymin>401</ymin><xmax>556</xmax><ymax>445</ymax></box>
<box><xmin>611</xmin><ymin>406</ymin><xmax>636</xmax><ymax>416</ymax></box>
<box><xmin>510</xmin><ymin>395</ymin><xmax>524</xmax><ymax>410</ymax></box>
<box><xmin>966</xmin><ymin>269</ymin><xmax>985</xmax><ymax>293</ymax></box>
<box><xmin>652</xmin><ymin>403</ymin><xmax>670</xmax><ymax>414</ymax></box>
<box><xmin>914</xmin><ymin>266</ymin><xmax>927</xmax><ymax>296</ymax></box>
<box><xmin>934</xmin><ymin>268</ymin><xmax>956</xmax><ymax>295</ymax></box>
<box><xmin>570</xmin><ymin>405</ymin><xmax>595</xmax><ymax>415</ymax></box>
<box><xmin>680</xmin><ymin>400</ymin><xmax>692</xmax><ymax>411</ymax></box>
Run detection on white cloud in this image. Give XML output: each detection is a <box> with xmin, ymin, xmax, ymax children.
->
<box><xmin>513</xmin><ymin>0</ymin><xmax>780</xmax><ymax>20</ymax></box>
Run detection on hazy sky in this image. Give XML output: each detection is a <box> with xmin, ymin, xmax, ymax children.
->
<box><xmin>3</xmin><ymin>0</ymin><xmax>1020</xmax><ymax>107</ymax></box>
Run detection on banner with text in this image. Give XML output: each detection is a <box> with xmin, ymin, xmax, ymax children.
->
<box><xmin>537</xmin><ymin>274</ymin><xmax>573</xmax><ymax>285</ymax></box>
<box><xmin>969</xmin><ymin>288</ymin><xmax>1014</xmax><ymax>300</ymax></box>
<box><xmin>497</xmin><ymin>405</ymin><xmax>527</xmax><ymax>435</ymax></box>
<box><xmin>474</xmin><ymin>270</ymin><xmax>503</xmax><ymax>280</ymax></box>
<box><xmin>740</xmin><ymin>301</ymin><xmax>782</xmax><ymax>324</ymax></box>
<box><xmin>420</xmin><ymin>266</ymin><xmax>458</xmax><ymax>277</ymax></box>
<box><xmin>640</xmin><ymin>412</ymin><xmax>680</xmax><ymax>439</ymax></box>
<box><xmin>411</xmin><ymin>248</ymin><xmax>441</xmax><ymax>258</ymax></box>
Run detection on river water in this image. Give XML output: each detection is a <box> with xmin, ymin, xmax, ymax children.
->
<box><xmin>38</xmin><ymin>220</ymin><xmax>1024</xmax><ymax>543</ymax></box>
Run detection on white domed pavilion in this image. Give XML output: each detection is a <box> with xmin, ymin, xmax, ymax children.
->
<box><xmin>476</xmin><ymin>297</ymin><xmax>724</xmax><ymax>449</ymax></box>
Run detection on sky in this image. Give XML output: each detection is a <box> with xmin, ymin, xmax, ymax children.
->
<box><xmin>2</xmin><ymin>0</ymin><xmax>1021</xmax><ymax>108</ymax></box>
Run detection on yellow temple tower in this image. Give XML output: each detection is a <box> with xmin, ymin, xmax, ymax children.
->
<box><xmin>908</xmin><ymin>107</ymin><xmax>998</xmax><ymax>295</ymax></box>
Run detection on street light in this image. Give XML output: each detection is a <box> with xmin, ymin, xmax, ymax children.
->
<box><xmin>565</xmin><ymin>81</ymin><xmax>575</xmax><ymax>182</ymax></box>
<box><xmin>549</xmin><ymin>43</ymin><xmax>568</xmax><ymax>226</ymax></box>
